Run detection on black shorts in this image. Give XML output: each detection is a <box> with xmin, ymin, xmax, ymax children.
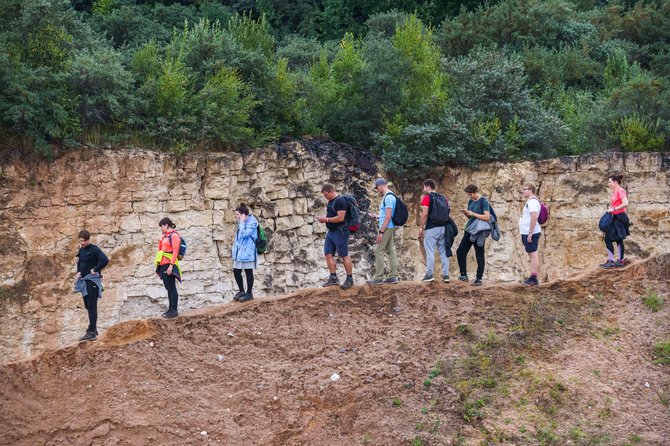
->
<box><xmin>521</xmin><ymin>233</ymin><xmax>540</xmax><ymax>253</ymax></box>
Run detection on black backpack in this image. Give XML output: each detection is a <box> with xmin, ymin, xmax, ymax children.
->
<box><xmin>428</xmin><ymin>192</ymin><xmax>450</xmax><ymax>225</ymax></box>
<box><xmin>341</xmin><ymin>194</ymin><xmax>361</xmax><ymax>232</ymax></box>
<box><xmin>386</xmin><ymin>192</ymin><xmax>408</xmax><ymax>227</ymax></box>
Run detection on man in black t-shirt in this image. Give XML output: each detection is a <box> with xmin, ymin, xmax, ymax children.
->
<box><xmin>316</xmin><ymin>184</ymin><xmax>354</xmax><ymax>289</ymax></box>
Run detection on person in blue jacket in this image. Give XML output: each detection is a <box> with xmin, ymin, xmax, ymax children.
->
<box><xmin>232</xmin><ymin>203</ymin><xmax>258</xmax><ymax>303</ymax></box>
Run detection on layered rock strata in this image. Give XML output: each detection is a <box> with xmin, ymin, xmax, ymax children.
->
<box><xmin>0</xmin><ymin>144</ymin><xmax>667</xmax><ymax>364</ymax></box>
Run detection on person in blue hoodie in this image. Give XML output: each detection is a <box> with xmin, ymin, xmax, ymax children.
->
<box><xmin>74</xmin><ymin>230</ymin><xmax>108</xmax><ymax>341</ymax></box>
<box><xmin>232</xmin><ymin>203</ymin><xmax>258</xmax><ymax>303</ymax></box>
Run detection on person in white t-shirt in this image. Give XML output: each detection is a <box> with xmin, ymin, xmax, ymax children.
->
<box><xmin>519</xmin><ymin>183</ymin><xmax>542</xmax><ymax>286</ymax></box>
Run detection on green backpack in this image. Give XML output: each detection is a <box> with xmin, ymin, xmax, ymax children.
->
<box><xmin>256</xmin><ymin>223</ymin><xmax>268</xmax><ymax>254</ymax></box>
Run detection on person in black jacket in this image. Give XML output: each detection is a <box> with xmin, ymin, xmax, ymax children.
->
<box><xmin>75</xmin><ymin>230</ymin><xmax>109</xmax><ymax>341</ymax></box>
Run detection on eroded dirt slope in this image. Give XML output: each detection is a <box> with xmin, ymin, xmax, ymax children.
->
<box><xmin>1</xmin><ymin>256</ymin><xmax>669</xmax><ymax>446</ymax></box>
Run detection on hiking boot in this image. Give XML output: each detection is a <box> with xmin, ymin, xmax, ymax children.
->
<box><xmin>162</xmin><ymin>309</ymin><xmax>178</xmax><ymax>319</ymax></box>
<box><xmin>366</xmin><ymin>278</ymin><xmax>384</xmax><ymax>285</ymax></box>
<box><xmin>233</xmin><ymin>290</ymin><xmax>245</xmax><ymax>301</ymax></box>
<box><xmin>458</xmin><ymin>275</ymin><xmax>469</xmax><ymax>282</ymax></box>
<box><xmin>341</xmin><ymin>277</ymin><xmax>354</xmax><ymax>290</ymax></box>
<box><xmin>238</xmin><ymin>292</ymin><xmax>253</xmax><ymax>303</ymax></box>
<box><xmin>383</xmin><ymin>277</ymin><xmax>399</xmax><ymax>284</ymax></box>
<box><xmin>322</xmin><ymin>276</ymin><xmax>339</xmax><ymax>287</ymax></box>
<box><xmin>442</xmin><ymin>275</ymin><xmax>450</xmax><ymax>283</ymax></box>
<box><xmin>523</xmin><ymin>276</ymin><xmax>539</xmax><ymax>286</ymax></box>
<box><xmin>472</xmin><ymin>278</ymin><xmax>483</xmax><ymax>286</ymax></box>
<box><xmin>614</xmin><ymin>259</ymin><xmax>625</xmax><ymax>268</ymax></box>
<box><xmin>421</xmin><ymin>274</ymin><xmax>434</xmax><ymax>282</ymax></box>
<box><xmin>79</xmin><ymin>331</ymin><xmax>97</xmax><ymax>342</ymax></box>
<box><xmin>599</xmin><ymin>260</ymin><xmax>616</xmax><ymax>269</ymax></box>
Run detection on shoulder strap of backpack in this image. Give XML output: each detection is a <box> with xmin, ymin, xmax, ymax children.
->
<box><xmin>163</xmin><ymin>231</ymin><xmax>178</xmax><ymax>250</ymax></box>
<box><xmin>427</xmin><ymin>192</ymin><xmax>436</xmax><ymax>214</ymax></box>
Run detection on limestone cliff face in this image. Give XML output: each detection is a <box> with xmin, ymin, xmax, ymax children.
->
<box><xmin>0</xmin><ymin>144</ymin><xmax>668</xmax><ymax>364</ymax></box>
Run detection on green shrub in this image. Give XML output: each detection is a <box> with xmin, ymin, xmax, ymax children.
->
<box><xmin>194</xmin><ymin>68</ymin><xmax>256</xmax><ymax>147</ymax></box>
<box><xmin>653</xmin><ymin>341</ymin><xmax>670</xmax><ymax>365</ymax></box>
<box><xmin>642</xmin><ymin>288</ymin><xmax>665</xmax><ymax>312</ymax></box>
<box><xmin>613</xmin><ymin>114</ymin><xmax>665</xmax><ymax>152</ymax></box>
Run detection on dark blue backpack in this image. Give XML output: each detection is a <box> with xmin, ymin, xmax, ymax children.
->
<box><xmin>599</xmin><ymin>212</ymin><xmax>613</xmax><ymax>232</ymax></box>
<box><xmin>167</xmin><ymin>232</ymin><xmax>187</xmax><ymax>260</ymax></box>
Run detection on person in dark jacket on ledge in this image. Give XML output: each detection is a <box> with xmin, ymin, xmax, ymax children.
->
<box><xmin>74</xmin><ymin>230</ymin><xmax>109</xmax><ymax>341</ymax></box>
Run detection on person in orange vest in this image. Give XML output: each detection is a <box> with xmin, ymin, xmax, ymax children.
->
<box><xmin>155</xmin><ymin>217</ymin><xmax>182</xmax><ymax>318</ymax></box>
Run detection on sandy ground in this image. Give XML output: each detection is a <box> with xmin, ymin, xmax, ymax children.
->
<box><xmin>1</xmin><ymin>256</ymin><xmax>669</xmax><ymax>446</ymax></box>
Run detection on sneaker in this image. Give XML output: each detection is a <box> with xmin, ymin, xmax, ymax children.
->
<box><xmin>383</xmin><ymin>277</ymin><xmax>399</xmax><ymax>284</ymax></box>
<box><xmin>322</xmin><ymin>276</ymin><xmax>339</xmax><ymax>287</ymax></box>
<box><xmin>523</xmin><ymin>276</ymin><xmax>539</xmax><ymax>286</ymax></box>
<box><xmin>79</xmin><ymin>331</ymin><xmax>97</xmax><ymax>342</ymax></box>
<box><xmin>366</xmin><ymin>278</ymin><xmax>384</xmax><ymax>285</ymax></box>
<box><xmin>341</xmin><ymin>277</ymin><xmax>354</xmax><ymax>290</ymax></box>
<box><xmin>421</xmin><ymin>274</ymin><xmax>434</xmax><ymax>282</ymax></box>
<box><xmin>442</xmin><ymin>275</ymin><xmax>450</xmax><ymax>283</ymax></box>
<box><xmin>162</xmin><ymin>310</ymin><xmax>178</xmax><ymax>319</ymax></box>
<box><xmin>238</xmin><ymin>293</ymin><xmax>253</xmax><ymax>303</ymax></box>
<box><xmin>472</xmin><ymin>278</ymin><xmax>483</xmax><ymax>286</ymax></box>
<box><xmin>233</xmin><ymin>291</ymin><xmax>245</xmax><ymax>301</ymax></box>
<box><xmin>599</xmin><ymin>260</ymin><xmax>616</xmax><ymax>269</ymax></box>
<box><xmin>614</xmin><ymin>259</ymin><xmax>625</xmax><ymax>268</ymax></box>
<box><xmin>458</xmin><ymin>275</ymin><xmax>469</xmax><ymax>282</ymax></box>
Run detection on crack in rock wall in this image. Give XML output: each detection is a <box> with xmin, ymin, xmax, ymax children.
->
<box><xmin>0</xmin><ymin>144</ymin><xmax>668</xmax><ymax>364</ymax></box>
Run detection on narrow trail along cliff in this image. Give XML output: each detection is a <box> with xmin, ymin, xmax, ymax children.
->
<box><xmin>1</xmin><ymin>256</ymin><xmax>669</xmax><ymax>445</ymax></box>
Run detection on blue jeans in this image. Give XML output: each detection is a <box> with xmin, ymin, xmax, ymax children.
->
<box><xmin>424</xmin><ymin>226</ymin><xmax>449</xmax><ymax>277</ymax></box>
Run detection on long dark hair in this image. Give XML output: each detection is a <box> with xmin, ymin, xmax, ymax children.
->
<box><xmin>159</xmin><ymin>217</ymin><xmax>176</xmax><ymax>228</ymax></box>
<box><xmin>608</xmin><ymin>173</ymin><xmax>624</xmax><ymax>185</ymax></box>
<box><xmin>235</xmin><ymin>204</ymin><xmax>250</xmax><ymax>215</ymax></box>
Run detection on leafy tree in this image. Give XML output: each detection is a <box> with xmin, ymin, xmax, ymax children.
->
<box><xmin>276</xmin><ymin>35</ymin><xmax>325</xmax><ymax>70</ymax></box>
<box><xmin>613</xmin><ymin>113</ymin><xmax>665</xmax><ymax>152</ymax></box>
<box><xmin>194</xmin><ymin>67</ymin><xmax>257</xmax><ymax>147</ymax></box>
<box><xmin>436</xmin><ymin>0</ymin><xmax>598</xmax><ymax>56</ymax></box>
<box><xmin>66</xmin><ymin>45</ymin><xmax>136</xmax><ymax>133</ymax></box>
<box><xmin>0</xmin><ymin>0</ymin><xmax>101</xmax><ymax>152</ymax></box>
<box><xmin>376</xmin><ymin>47</ymin><xmax>566</xmax><ymax>173</ymax></box>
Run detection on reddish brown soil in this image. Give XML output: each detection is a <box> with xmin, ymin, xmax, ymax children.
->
<box><xmin>1</xmin><ymin>256</ymin><xmax>669</xmax><ymax>446</ymax></box>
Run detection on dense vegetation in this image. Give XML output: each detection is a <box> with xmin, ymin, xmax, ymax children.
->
<box><xmin>1</xmin><ymin>0</ymin><xmax>669</xmax><ymax>171</ymax></box>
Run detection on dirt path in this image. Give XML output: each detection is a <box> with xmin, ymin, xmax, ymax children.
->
<box><xmin>1</xmin><ymin>257</ymin><xmax>669</xmax><ymax>445</ymax></box>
